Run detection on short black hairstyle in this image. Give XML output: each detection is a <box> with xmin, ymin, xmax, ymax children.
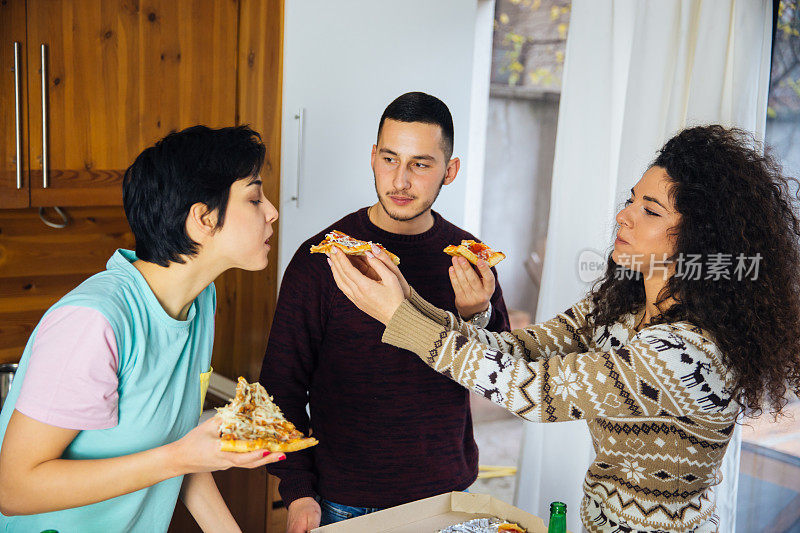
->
<box><xmin>122</xmin><ymin>124</ymin><xmax>266</xmax><ymax>266</ymax></box>
<box><xmin>377</xmin><ymin>92</ymin><xmax>454</xmax><ymax>160</ymax></box>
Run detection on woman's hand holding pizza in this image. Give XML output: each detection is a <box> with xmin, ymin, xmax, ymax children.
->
<box><xmin>449</xmin><ymin>256</ymin><xmax>495</xmax><ymax>319</ymax></box>
<box><xmin>170</xmin><ymin>416</ymin><xmax>285</xmax><ymax>475</ymax></box>
<box><xmin>349</xmin><ymin>244</ymin><xmax>410</xmax><ymax>299</ymax></box>
<box><xmin>327</xmin><ymin>244</ymin><xmax>407</xmax><ymax>325</ymax></box>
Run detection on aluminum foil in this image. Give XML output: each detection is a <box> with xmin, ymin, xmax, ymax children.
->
<box><xmin>438</xmin><ymin>517</ymin><xmax>516</xmax><ymax>533</ymax></box>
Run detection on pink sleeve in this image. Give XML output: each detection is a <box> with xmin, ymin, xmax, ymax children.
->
<box><xmin>16</xmin><ymin>306</ymin><xmax>120</xmax><ymax>430</ymax></box>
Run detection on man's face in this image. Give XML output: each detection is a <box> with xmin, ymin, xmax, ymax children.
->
<box><xmin>371</xmin><ymin>119</ymin><xmax>458</xmax><ymax>222</ymax></box>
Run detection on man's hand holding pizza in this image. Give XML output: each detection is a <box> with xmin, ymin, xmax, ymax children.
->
<box><xmin>449</xmin><ymin>256</ymin><xmax>495</xmax><ymax>321</ymax></box>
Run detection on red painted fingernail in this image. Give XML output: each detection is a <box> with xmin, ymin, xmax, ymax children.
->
<box><xmin>278</xmin><ymin>454</ymin><xmax>286</xmax><ymax>461</ymax></box>
<box><xmin>263</xmin><ymin>451</ymin><xmax>270</xmax><ymax>457</ymax></box>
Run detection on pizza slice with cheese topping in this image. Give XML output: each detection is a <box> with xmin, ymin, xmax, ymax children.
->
<box><xmin>216</xmin><ymin>377</ymin><xmax>318</xmax><ymax>453</ymax></box>
<box><xmin>443</xmin><ymin>239</ymin><xmax>506</xmax><ymax>267</ymax></box>
<box><xmin>310</xmin><ymin>230</ymin><xmax>400</xmax><ymax>265</ymax></box>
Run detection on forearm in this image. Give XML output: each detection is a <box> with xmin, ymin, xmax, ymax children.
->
<box><xmin>383</xmin><ymin>300</ymin><xmax>572</xmax><ymax>423</ymax></box>
<box><xmin>408</xmin><ymin>288</ymin><xmax>590</xmax><ymax>359</ymax></box>
<box><xmin>384</xmin><ymin>301</ymin><xmax>698</xmax><ymax>424</ymax></box>
<box><xmin>406</xmin><ymin>289</ymin><xmax>533</xmax><ymax>358</ymax></box>
<box><xmin>408</xmin><ymin>287</ymin><xmax>454</xmax><ymax>326</ymax></box>
<box><xmin>181</xmin><ymin>471</ymin><xmax>240</xmax><ymax>533</ymax></box>
<box><xmin>1</xmin><ymin>441</ymin><xmax>182</xmax><ymax>516</ymax></box>
<box><xmin>268</xmin><ymin>453</ymin><xmax>318</xmax><ymax>507</ymax></box>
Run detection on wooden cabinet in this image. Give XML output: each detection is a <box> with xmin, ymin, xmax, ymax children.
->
<box><xmin>0</xmin><ymin>1</ymin><xmax>29</xmax><ymax>208</ymax></box>
<box><xmin>1</xmin><ymin>0</ymin><xmax>240</xmax><ymax>208</ymax></box>
<box><xmin>0</xmin><ymin>207</ymin><xmax>136</xmax><ymax>362</ymax></box>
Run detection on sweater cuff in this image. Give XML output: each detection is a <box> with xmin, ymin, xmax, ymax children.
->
<box><xmin>273</xmin><ymin>475</ymin><xmax>318</xmax><ymax>508</ymax></box>
<box><xmin>408</xmin><ymin>287</ymin><xmax>451</xmax><ymax>326</ymax></box>
<box><xmin>382</xmin><ymin>299</ymin><xmax>450</xmax><ymax>359</ymax></box>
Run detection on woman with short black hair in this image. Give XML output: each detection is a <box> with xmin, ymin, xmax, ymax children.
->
<box><xmin>0</xmin><ymin>125</ymin><xmax>282</xmax><ymax>532</ymax></box>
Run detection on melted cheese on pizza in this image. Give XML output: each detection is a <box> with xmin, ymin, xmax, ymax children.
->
<box><xmin>310</xmin><ymin>230</ymin><xmax>400</xmax><ymax>265</ymax></box>
<box><xmin>326</xmin><ymin>230</ymin><xmax>368</xmax><ymax>249</ymax></box>
<box><xmin>216</xmin><ymin>377</ymin><xmax>299</xmax><ymax>441</ymax></box>
<box><xmin>323</xmin><ymin>230</ymin><xmax>392</xmax><ymax>255</ymax></box>
<box><xmin>467</xmin><ymin>241</ymin><xmax>492</xmax><ymax>260</ymax></box>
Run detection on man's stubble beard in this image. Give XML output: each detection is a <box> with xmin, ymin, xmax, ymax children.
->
<box><xmin>373</xmin><ymin>172</ymin><xmax>446</xmax><ymax>222</ymax></box>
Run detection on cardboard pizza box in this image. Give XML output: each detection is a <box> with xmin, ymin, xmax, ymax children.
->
<box><xmin>312</xmin><ymin>491</ymin><xmax>571</xmax><ymax>533</ymax></box>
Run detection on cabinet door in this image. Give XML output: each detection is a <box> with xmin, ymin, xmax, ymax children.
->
<box><xmin>0</xmin><ymin>0</ymin><xmax>29</xmax><ymax>208</ymax></box>
<box><xmin>25</xmin><ymin>0</ymin><xmax>239</xmax><ymax>207</ymax></box>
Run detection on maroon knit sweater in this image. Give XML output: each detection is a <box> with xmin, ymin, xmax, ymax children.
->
<box><xmin>261</xmin><ymin>208</ymin><xmax>509</xmax><ymax>509</ymax></box>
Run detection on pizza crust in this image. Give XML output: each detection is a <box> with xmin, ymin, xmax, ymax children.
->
<box><xmin>220</xmin><ymin>436</ymin><xmax>319</xmax><ymax>453</ymax></box>
<box><xmin>444</xmin><ymin>240</ymin><xmax>506</xmax><ymax>267</ymax></box>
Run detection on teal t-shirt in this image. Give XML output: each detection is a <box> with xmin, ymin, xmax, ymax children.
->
<box><xmin>0</xmin><ymin>249</ymin><xmax>216</xmax><ymax>533</ymax></box>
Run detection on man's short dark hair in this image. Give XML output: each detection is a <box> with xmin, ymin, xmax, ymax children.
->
<box><xmin>377</xmin><ymin>92</ymin><xmax>454</xmax><ymax>160</ymax></box>
<box><xmin>123</xmin><ymin>124</ymin><xmax>266</xmax><ymax>266</ymax></box>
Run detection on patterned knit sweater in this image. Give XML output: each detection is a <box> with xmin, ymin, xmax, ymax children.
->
<box><xmin>383</xmin><ymin>289</ymin><xmax>739</xmax><ymax>533</ymax></box>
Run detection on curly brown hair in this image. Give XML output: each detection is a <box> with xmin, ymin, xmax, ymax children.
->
<box><xmin>580</xmin><ymin>125</ymin><xmax>800</xmax><ymax>417</ymax></box>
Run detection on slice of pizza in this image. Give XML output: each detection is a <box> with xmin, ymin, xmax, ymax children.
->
<box><xmin>216</xmin><ymin>377</ymin><xmax>318</xmax><ymax>453</ymax></box>
<box><xmin>498</xmin><ymin>523</ymin><xmax>526</xmax><ymax>533</ymax></box>
<box><xmin>309</xmin><ymin>230</ymin><xmax>400</xmax><ymax>265</ymax></box>
<box><xmin>443</xmin><ymin>239</ymin><xmax>506</xmax><ymax>267</ymax></box>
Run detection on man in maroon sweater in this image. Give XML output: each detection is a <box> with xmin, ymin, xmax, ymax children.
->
<box><xmin>260</xmin><ymin>92</ymin><xmax>509</xmax><ymax>532</ymax></box>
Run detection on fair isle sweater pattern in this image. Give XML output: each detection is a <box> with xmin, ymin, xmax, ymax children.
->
<box><xmin>382</xmin><ymin>289</ymin><xmax>739</xmax><ymax>533</ymax></box>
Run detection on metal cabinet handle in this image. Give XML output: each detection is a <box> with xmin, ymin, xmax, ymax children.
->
<box><xmin>292</xmin><ymin>108</ymin><xmax>304</xmax><ymax>207</ymax></box>
<box><xmin>41</xmin><ymin>44</ymin><xmax>48</xmax><ymax>189</ymax></box>
<box><xmin>13</xmin><ymin>42</ymin><xmax>22</xmax><ymax>189</ymax></box>
<box><xmin>38</xmin><ymin>206</ymin><xmax>69</xmax><ymax>229</ymax></box>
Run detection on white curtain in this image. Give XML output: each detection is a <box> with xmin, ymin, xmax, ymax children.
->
<box><xmin>514</xmin><ymin>1</ymin><xmax>773</xmax><ymax>532</ymax></box>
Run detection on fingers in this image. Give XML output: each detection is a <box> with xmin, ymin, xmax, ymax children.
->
<box><xmin>364</xmin><ymin>250</ymin><xmax>395</xmax><ymax>283</ymax></box>
<box><xmin>371</xmin><ymin>244</ymin><xmax>411</xmax><ymax>297</ymax></box>
<box><xmin>330</xmin><ymin>247</ymin><xmax>367</xmax><ymax>286</ymax></box>
<box><xmin>228</xmin><ymin>450</ymin><xmax>286</xmax><ymax>469</ymax></box>
<box><xmin>328</xmin><ymin>252</ymin><xmax>357</xmax><ymax>299</ymax></box>
<box><xmin>370</xmin><ymin>244</ymin><xmax>400</xmax><ymax>275</ymax></box>
<box><xmin>476</xmin><ymin>259</ymin><xmax>496</xmax><ymax>293</ymax></box>
<box><xmin>449</xmin><ymin>260</ymin><xmax>469</xmax><ymax>301</ymax></box>
<box><xmin>329</xmin><ymin>247</ymin><xmax>392</xmax><ymax>290</ymax></box>
<box><xmin>350</xmin><ymin>255</ymin><xmax>380</xmax><ymax>281</ymax></box>
<box><xmin>261</xmin><ymin>451</ymin><xmax>287</xmax><ymax>465</ymax></box>
<box><xmin>453</xmin><ymin>257</ymin><xmax>482</xmax><ymax>299</ymax></box>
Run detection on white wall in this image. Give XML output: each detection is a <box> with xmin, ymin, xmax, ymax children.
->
<box><xmin>279</xmin><ymin>0</ymin><xmax>486</xmax><ymax>277</ymax></box>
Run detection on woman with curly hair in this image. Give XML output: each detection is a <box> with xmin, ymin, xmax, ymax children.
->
<box><xmin>325</xmin><ymin>125</ymin><xmax>800</xmax><ymax>532</ymax></box>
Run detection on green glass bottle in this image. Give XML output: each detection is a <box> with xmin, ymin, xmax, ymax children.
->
<box><xmin>547</xmin><ymin>501</ymin><xmax>567</xmax><ymax>533</ymax></box>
